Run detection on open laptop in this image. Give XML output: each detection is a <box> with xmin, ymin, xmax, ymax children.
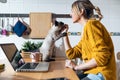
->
<box><xmin>0</xmin><ymin>43</ymin><xmax>50</xmax><ymax>72</ymax></box>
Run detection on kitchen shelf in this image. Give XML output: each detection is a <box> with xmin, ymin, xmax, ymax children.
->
<box><xmin>0</xmin><ymin>13</ymin><xmax>71</xmax><ymax>18</ymax></box>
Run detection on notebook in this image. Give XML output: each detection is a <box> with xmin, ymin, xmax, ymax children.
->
<box><xmin>0</xmin><ymin>43</ymin><xmax>50</xmax><ymax>72</ymax></box>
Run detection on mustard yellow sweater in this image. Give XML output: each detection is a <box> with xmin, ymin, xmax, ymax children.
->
<box><xmin>66</xmin><ymin>19</ymin><xmax>116</xmax><ymax>80</ymax></box>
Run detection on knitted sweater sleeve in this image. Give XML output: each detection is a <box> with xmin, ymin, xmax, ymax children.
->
<box><xmin>66</xmin><ymin>40</ymin><xmax>82</xmax><ymax>59</ymax></box>
<box><xmin>87</xmin><ymin>21</ymin><xmax>112</xmax><ymax>67</ymax></box>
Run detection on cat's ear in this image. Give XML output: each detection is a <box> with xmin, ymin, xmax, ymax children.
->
<box><xmin>60</xmin><ymin>22</ymin><xmax>64</xmax><ymax>26</ymax></box>
<box><xmin>55</xmin><ymin>20</ymin><xmax>58</xmax><ymax>26</ymax></box>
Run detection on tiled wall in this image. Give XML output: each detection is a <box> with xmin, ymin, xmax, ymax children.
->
<box><xmin>0</xmin><ymin>0</ymin><xmax>120</xmax><ymax>79</ymax></box>
<box><xmin>0</xmin><ymin>0</ymin><xmax>73</xmax><ymax>13</ymax></box>
<box><xmin>68</xmin><ymin>32</ymin><xmax>120</xmax><ymax>36</ymax></box>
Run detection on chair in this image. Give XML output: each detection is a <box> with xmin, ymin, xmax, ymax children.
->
<box><xmin>116</xmin><ymin>52</ymin><xmax>120</xmax><ymax>80</ymax></box>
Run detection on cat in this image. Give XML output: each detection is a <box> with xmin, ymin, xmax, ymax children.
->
<box><xmin>39</xmin><ymin>20</ymin><xmax>66</xmax><ymax>61</ymax></box>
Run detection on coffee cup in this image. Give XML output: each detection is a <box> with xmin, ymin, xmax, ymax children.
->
<box><xmin>65</xmin><ymin>59</ymin><xmax>73</xmax><ymax>68</ymax></box>
<box><xmin>30</xmin><ymin>52</ymin><xmax>41</xmax><ymax>62</ymax></box>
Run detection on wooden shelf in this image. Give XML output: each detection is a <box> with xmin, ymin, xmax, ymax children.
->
<box><xmin>0</xmin><ymin>13</ymin><xmax>71</xmax><ymax>18</ymax></box>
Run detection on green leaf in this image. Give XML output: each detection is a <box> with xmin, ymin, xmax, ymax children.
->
<box><xmin>21</xmin><ymin>41</ymin><xmax>43</xmax><ymax>52</ymax></box>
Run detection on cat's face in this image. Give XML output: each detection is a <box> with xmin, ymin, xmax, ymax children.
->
<box><xmin>51</xmin><ymin>21</ymin><xmax>65</xmax><ymax>40</ymax></box>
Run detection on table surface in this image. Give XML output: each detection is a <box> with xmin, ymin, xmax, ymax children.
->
<box><xmin>0</xmin><ymin>57</ymin><xmax>79</xmax><ymax>80</ymax></box>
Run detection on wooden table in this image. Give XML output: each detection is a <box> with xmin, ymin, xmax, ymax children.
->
<box><xmin>0</xmin><ymin>57</ymin><xmax>79</xmax><ymax>80</ymax></box>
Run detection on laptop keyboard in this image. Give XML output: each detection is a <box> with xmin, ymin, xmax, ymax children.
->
<box><xmin>21</xmin><ymin>63</ymin><xmax>38</xmax><ymax>69</ymax></box>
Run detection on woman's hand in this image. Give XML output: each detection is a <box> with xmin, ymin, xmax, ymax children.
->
<box><xmin>65</xmin><ymin>59</ymin><xmax>76</xmax><ymax>69</ymax></box>
<box><xmin>63</xmin><ymin>24</ymin><xmax>69</xmax><ymax>33</ymax></box>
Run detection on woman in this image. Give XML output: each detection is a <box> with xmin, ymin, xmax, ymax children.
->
<box><xmin>63</xmin><ymin>0</ymin><xmax>116</xmax><ymax>80</ymax></box>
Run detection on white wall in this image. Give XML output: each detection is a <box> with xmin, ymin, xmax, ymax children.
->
<box><xmin>0</xmin><ymin>0</ymin><xmax>120</xmax><ymax>61</ymax></box>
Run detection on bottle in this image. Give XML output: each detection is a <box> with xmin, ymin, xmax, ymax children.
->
<box><xmin>1</xmin><ymin>18</ymin><xmax>7</xmax><ymax>35</ymax></box>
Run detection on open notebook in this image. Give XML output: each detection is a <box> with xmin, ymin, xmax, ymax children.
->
<box><xmin>0</xmin><ymin>43</ymin><xmax>49</xmax><ymax>72</ymax></box>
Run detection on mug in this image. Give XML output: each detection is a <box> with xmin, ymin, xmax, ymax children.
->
<box><xmin>65</xmin><ymin>59</ymin><xmax>74</xmax><ymax>69</ymax></box>
<box><xmin>2</xmin><ymin>29</ymin><xmax>7</xmax><ymax>35</ymax></box>
<box><xmin>30</xmin><ymin>52</ymin><xmax>41</xmax><ymax>62</ymax></box>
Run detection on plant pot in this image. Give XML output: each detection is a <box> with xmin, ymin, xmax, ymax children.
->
<box><xmin>20</xmin><ymin>51</ymin><xmax>31</xmax><ymax>58</ymax></box>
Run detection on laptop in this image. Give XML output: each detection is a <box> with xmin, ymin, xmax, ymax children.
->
<box><xmin>0</xmin><ymin>43</ymin><xmax>50</xmax><ymax>72</ymax></box>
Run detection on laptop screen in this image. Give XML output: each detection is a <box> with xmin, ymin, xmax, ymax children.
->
<box><xmin>0</xmin><ymin>43</ymin><xmax>25</xmax><ymax>70</ymax></box>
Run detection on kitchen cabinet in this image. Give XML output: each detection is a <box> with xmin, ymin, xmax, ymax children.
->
<box><xmin>29</xmin><ymin>12</ymin><xmax>71</xmax><ymax>38</ymax></box>
<box><xmin>30</xmin><ymin>12</ymin><xmax>53</xmax><ymax>38</ymax></box>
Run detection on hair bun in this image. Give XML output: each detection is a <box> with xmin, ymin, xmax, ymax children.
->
<box><xmin>94</xmin><ymin>6</ymin><xmax>103</xmax><ymax>20</ymax></box>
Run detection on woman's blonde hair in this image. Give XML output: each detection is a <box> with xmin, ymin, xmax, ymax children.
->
<box><xmin>72</xmin><ymin>0</ymin><xmax>103</xmax><ymax>21</ymax></box>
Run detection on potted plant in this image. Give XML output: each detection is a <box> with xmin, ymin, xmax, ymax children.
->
<box><xmin>21</xmin><ymin>41</ymin><xmax>42</xmax><ymax>58</ymax></box>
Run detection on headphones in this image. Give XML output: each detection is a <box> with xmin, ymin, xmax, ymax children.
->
<box><xmin>76</xmin><ymin>0</ymin><xmax>93</xmax><ymax>18</ymax></box>
<box><xmin>77</xmin><ymin>0</ymin><xmax>90</xmax><ymax>2</ymax></box>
